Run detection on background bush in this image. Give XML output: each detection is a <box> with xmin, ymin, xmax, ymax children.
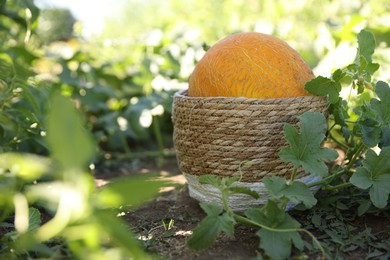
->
<box><xmin>2</xmin><ymin>0</ymin><xmax>390</xmax><ymax>157</ymax></box>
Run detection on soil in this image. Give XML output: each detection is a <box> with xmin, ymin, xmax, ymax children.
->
<box><xmin>94</xmin><ymin>156</ymin><xmax>390</xmax><ymax>260</ymax></box>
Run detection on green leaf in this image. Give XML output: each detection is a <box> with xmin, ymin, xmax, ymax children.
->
<box><xmin>94</xmin><ymin>210</ymin><xmax>151</xmax><ymax>259</ymax></box>
<box><xmin>199</xmin><ymin>175</ymin><xmax>223</xmax><ymax>188</ymax></box>
<box><xmin>46</xmin><ymin>91</ymin><xmax>95</xmax><ymax>170</ymax></box>
<box><xmin>187</xmin><ymin>202</ymin><xmax>235</xmax><ymax>250</ymax></box>
<box><xmin>0</xmin><ymin>153</ymin><xmax>51</xmax><ymax>180</ymax></box>
<box><xmin>0</xmin><ymin>54</ymin><xmax>15</xmax><ymax>84</ymax></box>
<box><xmin>28</xmin><ymin>207</ymin><xmax>41</xmax><ymax>231</ymax></box>
<box><xmin>362</xmin><ymin>125</ymin><xmax>381</xmax><ymax>148</ymax></box>
<box><xmin>357</xmin><ymin>199</ymin><xmax>372</xmax><ymax>216</ymax></box>
<box><xmin>371</xmin><ymin>81</ymin><xmax>390</xmax><ymax>123</ymax></box>
<box><xmin>96</xmin><ymin>175</ymin><xmax>169</xmax><ymax>209</ymax></box>
<box><xmin>350</xmin><ymin>147</ymin><xmax>390</xmax><ymax>208</ymax></box>
<box><xmin>198</xmin><ymin>175</ymin><xmax>243</xmax><ymax>194</ymax></box>
<box><xmin>245</xmin><ymin>201</ymin><xmax>303</xmax><ymax>259</ymax></box>
<box><xmin>358</xmin><ymin>81</ymin><xmax>390</xmax><ymax>147</ymax></box>
<box><xmin>356</xmin><ymin>29</ymin><xmax>376</xmax><ymax>63</ymax></box>
<box><xmin>229</xmin><ymin>186</ymin><xmax>260</xmax><ymax>199</ymax></box>
<box><xmin>278</xmin><ymin>112</ymin><xmax>339</xmax><ymax>176</ymax></box>
<box><xmin>381</xmin><ymin>125</ymin><xmax>390</xmax><ymax>147</ymax></box>
<box><xmin>263</xmin><ymin>176</ymin><xmax>317</xmax><ymax>208</ymax></box>
<box><xmin>304</xmin><ymin>76</ymin><xmax>341</xmax><ymax>104</ymax></box>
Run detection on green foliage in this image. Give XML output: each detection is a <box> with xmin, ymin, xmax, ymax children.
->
<box><xmin>357</xmin><ymin>81</ymin><xmax>390</xmax><ymax>147</ymax></box>
<box><xmin>199</xmin><ymin>175</ymin><xmax>260</xmax><ymax>199</ymax></box>
<box><xmin>305</xmin><ymin>75</ymin><xmax>342</xmax><ymax>104</ymax></box>
<box><xmin>279</xmin><ymin>112</ymin><xmax>339</xmax><ymax>176</ymax></box>
<box><xmin>350</xmin><ymin>147</ymin><xmax>390</xmax><ymax>208</ymax></box>
<box><xmin>36</xmin><ymin>8</ymin><xmax>76</xmax><ymax>44</ymax></box>
<box><xmin>2</xmin><ymin>0</ymin><xmax>390</xmax><ymax>259</ymax></box>
<box><xmin>96</xmin><ymin>175</ymin><xmax>167</xmax><ymax>208</ymax></box>
<box><xmin>0</xmin><ymin>0</ymin><xmax>40</xmax><ymax>44</ymax></box>
<box><xmin>245</xmin><ymin>201</ymin><xmax>303</xmax><ymax>260</ymax></box>
<box><xmin>0</xmin><ymin>92</ymin><xmax>167</xmax><ymax>259</ymax></box>
<box><xmin>187</xmin><ymin>202</ymin><xmax>235</xmax><ymax>250</ymax></box>
<box><xmin>188</xmin><ymin>173</ymin><xmax>321</xmax><ymax>259</ymax></box>
<box><xmin>0</xmin><ymin>52</ymin><xmax>47</xmax><ymax>154</ymax></box>
<box><xmin>47</xmin><ymin>91</ymin><xmax>95</xmax><ymax>170</ymax></box>
<box><xmin>188</xmin><ymin>29</ymin><xmax>390</xmax><ymax>259</ymax></box>
<box><xmin>263</xmin><ymin>176</ymin><xmax>317</xmax><ymax>208</ymax></box>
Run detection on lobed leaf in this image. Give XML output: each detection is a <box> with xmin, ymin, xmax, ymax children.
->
<box><xmin>263</xmin><ymin>176</ymin><xmax>317</xmax><ymax>208</ymax></box>
<box><xmin>304</xmin><ymin>76</ymin><xmax>341</xmax><ymax>104</ymax></box>
<box><xmin>278</xmin><ymin>112</ymin><xmax>339</xmax><ymax>176</ymax></box>
<box><xmin>350</xmin><ymin>147</ymin><xmax>390</xmax><ymax>208</ymax></box>
<box><xmin>245</xmin><ymin>201</ymin><xmax>303</xmax><ymax>259</ymax></box>
<box><xmin>357</xmin><ymin>81</ymin><xmax>390</xmax><ymax>147</ymax></box>
<box><xmin>187</xmin><ymin>202</ymin><xmax>235</xmax><ymax>250</ymax></box>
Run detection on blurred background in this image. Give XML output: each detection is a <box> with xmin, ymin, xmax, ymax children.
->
<box><xmin>1</xmin><ymin>0</ymin><xmax>390</xmax><ymax>161</ymax></box>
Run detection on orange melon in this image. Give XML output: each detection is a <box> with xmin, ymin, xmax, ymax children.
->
<box><xmin>188</xmin><ymin>32</ymin><xmax>314</xmax><ymax>98</ymax></box>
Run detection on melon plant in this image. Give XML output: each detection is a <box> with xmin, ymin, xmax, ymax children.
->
<box><xmin>187</xmin><ymin>30</ymin><xmax>390</xmax><ymax>259</ymax></box>
<box><xmin>188</xmin><ymin>32</ymin><xmax>314</xmax><ymax>98</ymax></box>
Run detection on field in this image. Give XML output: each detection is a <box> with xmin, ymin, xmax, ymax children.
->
<box><xmin>1</xmin><ymin>1</ymin><xmax>390</xmax><ymax>259</ymax></box>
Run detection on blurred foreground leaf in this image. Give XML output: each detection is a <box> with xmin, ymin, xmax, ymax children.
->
<box><xmin>46</xmin><ymin>91</ymin><xmax>95</xmax><ymax>170</ymax></box>
<box><xmin>96</xmin><ymin>175</ymin><xmax>170</xmax><ymax>208</ymax></box>
<box><xmin>94</xmin><ymin>211</ymin><xmax>151</xmax><ymax>259</ymax></box>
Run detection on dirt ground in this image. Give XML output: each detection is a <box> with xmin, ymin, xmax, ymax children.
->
<box><xmin>94</xmin><ymin>156</ymin><xmax>390</xmax><ymax>260</ymax></box>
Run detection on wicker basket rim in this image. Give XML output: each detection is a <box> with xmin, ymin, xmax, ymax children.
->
<box><xmin>174</xmin><ymin>89</ymin><xmax>326</xmax><ymax>103</ymax></box>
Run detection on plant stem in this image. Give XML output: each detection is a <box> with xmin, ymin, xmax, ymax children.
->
<box><xmin>345</xmin><ymin>143</ymin><xmax>365</xmax><ymax>172</ymax></box>
<box><xmin>325</xmin><ymin>182</ymin><xmax>352</xmax><ymax>191</ymax></box>
<box><xmin>222</xmin><ymin>190</ymin><xmax>234</xmax><ymax>216</ymax></box>
<box><xmin>234</xmin><ymin>214</ymin><xmax>326</xmax><ymax>260</ymax></box>
<box><xmin>307</xmin><ymin>143</ymin><xmax>365</xmax><ymax>189</ymax></box>
<box><xmin>307</xmin><ymin>169</ymin><xmax>345</xmax><ymax>188</ymax></box>
<box><xmin>152</xmin><ymin>116</ymin><xmax>165</xmax><ymax>157</ymax></box>
<box><xmin>328</xmin><ymin>129</ymin><xmax>349</xmax><ymax>151</ymax></box>
<box><xmin>290</xmin><ymin>166</ymin><xmax>298</xmax><ymax>182</ymax></box>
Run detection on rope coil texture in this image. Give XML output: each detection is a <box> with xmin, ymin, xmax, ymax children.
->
<box><xmin>172</xmin><ymin>89</ymin><xmax>328</xmax><ymax>183</ymax></box>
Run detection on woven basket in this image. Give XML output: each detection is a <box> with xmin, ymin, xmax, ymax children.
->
<box><xmin>172</xmin><ymin>89</ymin><xmax>328</xmax><ymax>210</ymax></box>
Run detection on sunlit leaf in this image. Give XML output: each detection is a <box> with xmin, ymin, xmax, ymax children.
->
<box><xmin>356</xmin><ymin>29</ymin><xmax>376</xmax><ymax>63</ymax></box>
<box><xmin>28</xmin><ymin>207</ymin><xmax>41</xmax><ymax>231</ymax></box>
<box><xmin>0</xmin><ymin>153</ymin><xmax>51</xmax><ymax>180</ymax></box>
<box><xmin>304</xmin><ymin>76</ymin><xmax>341</xmax><ymax>104</ymax></box>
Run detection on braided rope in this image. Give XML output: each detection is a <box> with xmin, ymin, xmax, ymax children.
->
<box><xmin>172</xmin><ymin>90</ymin><xmax>328</xmax><ymax>182</ymax></box>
